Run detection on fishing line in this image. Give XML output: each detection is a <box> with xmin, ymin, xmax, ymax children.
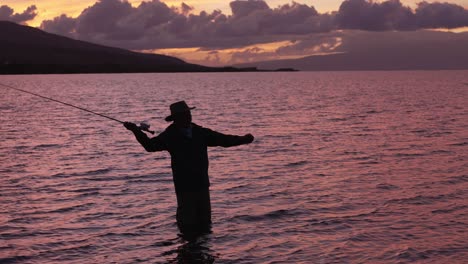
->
<box><xmin>0</xmin><ymin>82</ymin><xmax>154</xmax><ymax>134</ymax></box>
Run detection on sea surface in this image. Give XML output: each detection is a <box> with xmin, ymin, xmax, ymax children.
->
<box><xmin>0</xmin><ymin>71</ymin><xmax>467</xmax><ymax>263</ymax></box>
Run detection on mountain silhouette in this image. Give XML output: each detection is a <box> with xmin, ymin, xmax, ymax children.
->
<box><xmin>0</xmin><ymin>21</ymin><xmax>254</xmax><ymax>74</ymax></box>
<box><xmin>236</xmin><ymin>30</ymin><xmax>468</xmax><ymax>71</ymax></box>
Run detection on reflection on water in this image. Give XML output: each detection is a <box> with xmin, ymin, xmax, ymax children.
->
<box><xmin>0</xmin><ymin>71</ymin><xmax>467</xmax><ymax>263</ymax></box>
<box><xmin>167</xmin><ymin>232</ymin><xmax>216</xmax><ymax>264</ymax></box>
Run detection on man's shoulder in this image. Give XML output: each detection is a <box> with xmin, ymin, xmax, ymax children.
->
<box><xmin>159</xmin><ymin>124</ymin><xmax>176</xmax><ymax>136</ymax></box>
<box><xmin>163</xmin><ymin>123</ymin><xmax>209</xmax><ymax>135</ymax></box>
<box><xmin>191</xmin><ymin>123</ymin><xmax>203</xmax><ymax>129</ymax></box>
<box><xmin>191</xmin><ymin>123</ymin><xmax>213</xmax><ymax>132</ymax></box>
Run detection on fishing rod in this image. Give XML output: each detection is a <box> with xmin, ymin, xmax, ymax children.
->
<box><xmin>0</xmin><ymin>82</ymin><xmax>154</xmax><ymax>134</ymax></box>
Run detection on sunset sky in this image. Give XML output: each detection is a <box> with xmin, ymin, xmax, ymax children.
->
<box><xmin>2</xmin><ymin>0</ymin><xmax>468</xmax><ymax>66</ymax></box>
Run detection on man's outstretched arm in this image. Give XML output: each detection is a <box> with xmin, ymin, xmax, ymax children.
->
<box><xmin>124</xmin><ymin>122</ymin><xmax>167</xmax><ymax>152</ymax></box>
<box><xmin>205</xmin><ymin>127</ymin><xmax>254</xmax><ymax>147</ymax></box>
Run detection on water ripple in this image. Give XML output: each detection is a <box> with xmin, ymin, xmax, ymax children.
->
<box><xmin>1</xmin><ymin>71</ymin><xmax>467</xmax><ymax>263</ymax></box>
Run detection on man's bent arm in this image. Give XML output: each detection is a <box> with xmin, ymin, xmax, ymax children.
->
<box><xmin>125</xmin><ymin>122</ymin><xmax>167</xmax><ymax>152</ymax></box>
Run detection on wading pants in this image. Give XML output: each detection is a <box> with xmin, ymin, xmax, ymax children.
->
<box><xmin>176</xmin><ymin>189</ymin><xmax>212</xmax><ymax>233</ymax></box>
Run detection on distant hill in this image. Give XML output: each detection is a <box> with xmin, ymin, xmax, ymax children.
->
<box><xmin>0</xmin><ymin>21</ymin><xmax>245</xmax><ymax>74</ymax></box>
<box><xmin>236</xmin><ymin>31</ymin><xmax>468</xmax><ymax>71</ymax></box>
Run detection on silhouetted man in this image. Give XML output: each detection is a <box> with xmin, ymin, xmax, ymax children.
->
<box><xmin>124</xmin><ymin>101</ymin><xmax>254</xmax><ymax>234</ymax></box>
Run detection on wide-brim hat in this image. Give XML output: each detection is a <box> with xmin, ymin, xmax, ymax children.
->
<box><xmin>165</xmin><ymin>100</ymin><xmax>196</xmax><ymax>122</ymax></box>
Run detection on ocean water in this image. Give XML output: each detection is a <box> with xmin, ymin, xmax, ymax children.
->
<box><xmin>0</xmin><ymin>71</ymin><xmax>467</xmax><ymax>263</ymax></box>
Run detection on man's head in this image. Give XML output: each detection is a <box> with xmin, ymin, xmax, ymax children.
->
<box><xmin>165</xmin><ymin>101</ymin><xmax>195</xmax><ymax>127</ymax></box>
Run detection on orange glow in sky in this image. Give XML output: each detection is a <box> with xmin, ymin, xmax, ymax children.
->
<box><xmin>147</xmin><ymin>39</ymin><xmax>343</xmax><ymax>66</ymax></box>
<box><xmin>146</xmin><ymin>41</ymin><xmax>299</xmax><ymax>66</ymax></box>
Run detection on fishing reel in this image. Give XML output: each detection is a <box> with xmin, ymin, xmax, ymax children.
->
<box><xmin>138</xmin><ymin>123</ymin><xmax>155</xmax><ymax>134</ymax></box>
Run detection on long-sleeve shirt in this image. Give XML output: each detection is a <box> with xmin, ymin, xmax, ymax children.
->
<box><xmin>130</xmin><ymin>123</ymin><xmax>248</xmax><ymax>193</ymax></box>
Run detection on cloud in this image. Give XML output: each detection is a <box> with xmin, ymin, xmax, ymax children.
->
<box><xmin>37</xmin><ymin>0</ymin><xmax>468</xmax><ymax>52</ymax></box>
<box><xmin>336</xmin><ymin>0</ymin><xmax>468</xmax><ymax>30</ymax></box>
<box><xmin>40</xmin><ymin>14</ymin><xmax>77</xmax><ymax>35</ymax></box>
<box><xmin>336</xmin><ymin>0</ymin><xmax>416</xmax><ymax>30</ymax></box>
<box><xmin>230</xmin><ymin>46</ymin><xmax>269</xmax><ymax>64</ymax></box>
<box><xmin>230</xmin><ymin>0</ymin><xmax>269</xmax><ymax>18</ymax></box>
<box><xmin>275</xmin><ymin>35</ymin><xmax>343</xmax><ymax>56</ymax></box>
<box><xmin>0</xmin><ymin>5</ymin><xmax>37</xmax><ymax>24</ymax></box>
<box><xmin>40</xmin><ymin>0</ymin><xmax>330</xmax><ymax>49</ymax></box>
<box><xmin>225</xmin><ymin>1</ymin><xmax>328</xmax><ymax>36</ymax></box>
<box><xmin>415</xmin><ymin>1</ymin><xmax>468</xmax><ymax>28</ymax></box>
<box><xmin>153</xmin><ymin>37</ymin><xmax>344</xmax><ymax>66</ymax></box>
<box><xmin>226</xmin><ymin>34</ymin><xmax>343</xmax><ymax>65</ymax></box>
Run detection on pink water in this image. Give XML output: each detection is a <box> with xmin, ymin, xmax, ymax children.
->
<box><xmin>1</xmin><ymin>71</ymin><xmax>467</xmax><ymax>263</ymax></box>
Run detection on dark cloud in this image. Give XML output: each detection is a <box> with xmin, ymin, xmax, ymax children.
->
<box><xmin>225</xmin><ymin>1</ymin><xmax>326</xmax><ymax>36</ymax></box>
<box><xmin>180</xmin><ymin>3</ymin><xmax>193</xmax><ymax>15</ymax></box>
<box><xmin>336</xmin><ymin>0</ymin><xmax>468</xmax><ymax>30</ymax></box>
<box><xmin>0</xmin><ymin>5</ymin><xmax>37</xmax><ymax>24</ymax></box>
<box><xmin>40</xmin><ymin>0</ymin><xmax>329</xmax><ymax>49</ymax></box>
<box><xmin>230</xmin><ymin>0</ymin><xmax>269</xmax><ymax>18</ymax></box>
<box><xmin>415</xmin><ymin>1</ymin><xmax>468</xmax><ymax>28</ymax></box>
<box><xmin>336</xmin><ymin>0</ymin><xmax>416</xmax><ymax>30</ymax></box>
<box><xmin>40</xmin><ymin>14</ymin><xmax>76</xmax><ymax>36</ymax></box>
<box><xmin>38</xmin><ymin>0</ymin><xmax>468</xmax><ymax>50</ymax></box>
<box><xmin>75</xmin><ymin>0</ymin><xmax>134</xmax><ymax>40</ymax></box>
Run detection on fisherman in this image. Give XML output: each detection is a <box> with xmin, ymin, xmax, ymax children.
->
<box><xmin>124</xmin><ymin>101</ymin><xmax>254</xmax><ymax>234</ymax></box>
